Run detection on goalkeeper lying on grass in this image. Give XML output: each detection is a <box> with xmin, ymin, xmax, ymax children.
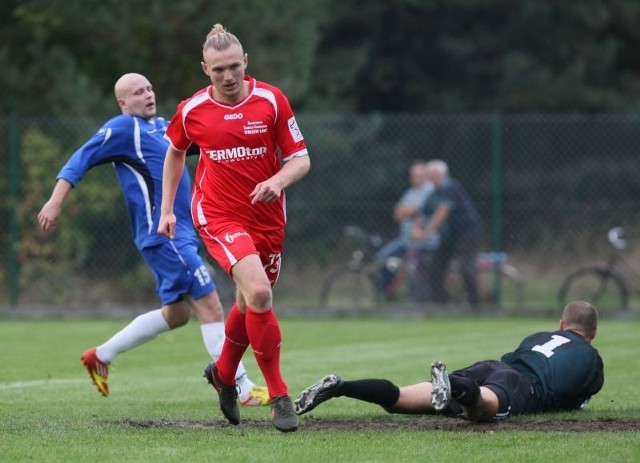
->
<box><xmin>295</xmin><ymin>301</ymin><xmax>603</xmax><ymax>422</ymax></box>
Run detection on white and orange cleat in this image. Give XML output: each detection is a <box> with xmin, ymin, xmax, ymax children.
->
<box><xmin>81</xmin><ymin>347</ymin><xmax>109</xmax><ymax>397</ymax></box>
<box><xmin>240</xmin><ymin>385</ymin><xmax>271</xmax><ymax>406</ymax></box>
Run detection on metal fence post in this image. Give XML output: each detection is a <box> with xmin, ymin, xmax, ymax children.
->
<box><xmin>8</xmin><ymin>113</ymin><xmax>19</xmax><ymax>307</ymax></box>
<box><xmin>491</xmin><ymin>112</ymin><xmax>504</xmax><ymax>305</ymax></box>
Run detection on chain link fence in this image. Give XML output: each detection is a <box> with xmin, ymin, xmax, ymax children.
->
<box><xmin>2</xmin><ymin>113</ymin><xmax>640</xmax><ymax>314</ymax></box>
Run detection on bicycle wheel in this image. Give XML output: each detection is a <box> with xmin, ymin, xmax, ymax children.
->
<box><xmin>477</xmin><ymin>263</ymin><xmax>525</xmax><ymax>306</ymax></box>
<box><xmin>447</xmin><ymin>263</ymin><xmax>524</xmax><ymax>307</ymax></box>
<box><xmin>366</xmin><ymin>258</ymin><xmax>423</xmax><ymax>305</ymax></box>
<box><xmin>558</xmin><ymin>267</ymin><xmax>628</xmax><ymax>311</ymax></box>
<box><xmin>318</xmin><ymin>263</ymin><xmax>379</xmax><ymax>310</ymax></box>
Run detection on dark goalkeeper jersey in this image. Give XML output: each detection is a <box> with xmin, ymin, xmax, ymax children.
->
<box><xmin>501</xmin><ymin>329</ymin><xmax>604</xmax><ymax>412</ymax></box>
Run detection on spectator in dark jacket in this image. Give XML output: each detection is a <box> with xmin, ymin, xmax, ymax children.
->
<box><xmin>412</xmin><ymin>159</ymin><xmax>483</xmax><ymax>307</ymax></box>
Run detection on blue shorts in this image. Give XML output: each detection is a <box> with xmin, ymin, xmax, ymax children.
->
<box><xmin>141</xmin><ymin>239</ymin><xmax>216</xmax><ymax>305</ymax></box>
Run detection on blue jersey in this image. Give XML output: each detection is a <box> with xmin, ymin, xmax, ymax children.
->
<box><xmin>57</xmin><ymin>115</ymin><xmax>197</xmax><ymax>250</ymax></box>
<box><xmin>501</xmin><ymin>329</ymin><xmax>604</xmax><ymax>412</ymax></box>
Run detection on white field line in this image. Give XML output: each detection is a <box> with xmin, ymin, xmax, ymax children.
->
<box><xmin>0</xmin><ymin>378</ymin><xmax>84</xmax><ymax>390</ymax></box>
<box><xmin>0</xmin><ymin>375</ymin><xmax>203</xmax><ymax>391</ymax></box>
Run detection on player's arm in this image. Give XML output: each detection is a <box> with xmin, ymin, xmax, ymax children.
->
<box><xmin>394</xmin><ymin>197</ymin><xmax>419</xmax><ymax>222</ymax></box>
<box><xmin>251</xmin><ymin>90</ymin><xmax>310</xmax><ymax>204</ymax></box>
<box><xmin>158</xmin><ymin>145</ymin><xmax>187</xmax><ymax>239</ymax></box>
<box><xmin>413</xmin><ymin>204</ymin><xmax>450</xmax><ymax>240</ymax></box>
<box><xmin>412</xmin><ymin>207</ymin><xmax>447</xmax><ymax>241</ymax></box>
<box><xmin>250</xmin><ymin>154</ymin><xmax>310</xmax><ymax>204</ymax></box>
<box><xmin>38</xmin><ymin>179</ymin><xmax>74</xmax><ymax>234</ymax></box>
<box><xmin>38</xmin><ymin>117</ymin><xmax>131</xmax><ymax>235</ymax></box>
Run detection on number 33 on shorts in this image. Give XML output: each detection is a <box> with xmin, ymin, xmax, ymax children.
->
<box><xmin>264</xmin><ymin>253</ymin><xmax>282</xmax><ymax>283</ymax></box>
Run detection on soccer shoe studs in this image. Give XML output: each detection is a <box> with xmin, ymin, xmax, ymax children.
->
<box><xmin>430</xmin><ymin>360</ymin><xmax>451</xmax><ymax>411</ymax></box>
<box><xmin>294</xmin><ymin>374</ymin><xmax>343</xmax><ymax>415</ymax></box>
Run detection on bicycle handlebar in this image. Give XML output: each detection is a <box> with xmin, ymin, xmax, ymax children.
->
<box><xmin>343</xmin><ymin>225</ymin><xmax>383</xmax><ymax>248</ymax></box>
<box><xmin>343</xmin><ymin>225</ymin><xmax>365</xmax><ymax>238</ymax></box>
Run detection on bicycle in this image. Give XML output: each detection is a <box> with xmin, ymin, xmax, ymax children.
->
<box><xmin>558</xmin><ymin>227</ymin><xmax>636</xmax><ymax>311</ymax></box>
<box><xmin>319</xmin><ymin>225</ymin><xmax>525</xmax><ymax>309</ymax></box>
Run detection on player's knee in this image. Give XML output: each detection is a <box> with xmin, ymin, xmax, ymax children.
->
<box><xmin>164</xmin><ymin>305</ymin><xmax>191</xmax><ymax>328</ymax></box>
<box><xmin>171</xmin><ymin>318</ymin><xmax>189</xmax><ymax>329</ymax></box>
<box><xmin>245</xmin><ymin>282</ymin><xmax>273</xmax><ymax>310</ymax></box>
<box><xmin>168</xmin><ymin>314</ymin><xmax>190</xmax><ymax>329</ymax></box>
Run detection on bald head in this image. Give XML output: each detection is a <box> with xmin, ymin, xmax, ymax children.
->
<box><xmin>114</xmin><ymin>73</ymin><xmax>156</xmax><ymax>119</ymax></box>
<box><xmin>424</xmin><ymin>159</ymin><xmax>449</xmax><ymax>187</ymax></box>
<box><xmin>560</xmin><ymin>301</ymin><xmax>599</xmax><ymax>342</ymax></box>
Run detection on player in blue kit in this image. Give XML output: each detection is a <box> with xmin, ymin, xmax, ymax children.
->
<box><xmin>37</xmin><ymin>73</ymin><xmax>268</xmax><ymax>406</ymax></box>
<box><xmin>295</xmin><ymin>301</ymin><xmax>603</xmax><ymax>422</ymax></box>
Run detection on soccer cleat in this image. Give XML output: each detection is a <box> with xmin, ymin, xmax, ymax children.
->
<box><xmin>240</xmin><ymin>385</ymin><xmax>271</xmax><ymax>406</ymax></box>
<box><xmin>81</xmin><ymin>347</ymin><xmax>109</xmax><ymax>397</ymax></box>
<box><xmin>271</xmin><ymin>395</ymin><xmax>298</xmax><ymax>432</ymax></box>
<box><xmin>203</xmin><ymin>363</ymin><xmax>240</xmax><ymax>425</ymax></box>
<box><xmin>430</xmin><ymin>360</ymin><xmax>451</xmax><ymax>411</ymax></box>
<box><xmin>294</xmin><ymin>374</ymin><xmax>343</xmax><ymax>415</ymax></box>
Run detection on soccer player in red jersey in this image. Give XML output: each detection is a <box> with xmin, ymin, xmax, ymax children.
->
<box><xmin>159</xmin><ymin>24</ymin><xmax>310</xmax><ymax>432</ymax></box>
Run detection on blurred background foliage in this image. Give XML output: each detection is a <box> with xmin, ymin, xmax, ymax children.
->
<box><xmin>3</xmin><ymin>0</ymin><xmax>640</xmax><ymax>311</ymax></box>
<box><xmin>2</xmin><ymin>0</ymin><xmax>640</xmax><ymax>116</ymax></box>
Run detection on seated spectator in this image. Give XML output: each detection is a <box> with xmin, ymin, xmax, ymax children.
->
<box><xmin>377</xmin><ymin>160</ymin><xmax>438</xmax><ymax>300</ymax></box>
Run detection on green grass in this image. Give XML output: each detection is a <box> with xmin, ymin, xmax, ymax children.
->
<box><xmin>1</xmin><ymin>316</ymin><xmax>639</xmax><ymax>462</ymax></box>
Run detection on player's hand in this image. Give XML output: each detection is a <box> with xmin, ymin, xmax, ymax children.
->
<box><xmin>158</xmin><ymin>212</ymin><xmax>177</xmax><ymax>239</ymax></box>
<box><xmin>37</xmin><ymin>201</ymin><xmax>62</xmax><ymax>234</ymax></box>
<box><xmin>249</xmin><ymin>180</ymin><xmax>282</xmax><ymax>204</ymax></box>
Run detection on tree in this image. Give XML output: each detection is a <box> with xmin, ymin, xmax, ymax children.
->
<box><xmin>307</xmin><ymin>0</ymin><xmax>640</xmax><ymax>112</ymax></box>
<box><xmin>3</xmin><ymin>0</ymin><xmax>640</xmax><ymax>115</ymax></box>
<box><xmin>0</xmin><ymin>0</ymin><xmax>327</xmax><ymax>115</ymax></box>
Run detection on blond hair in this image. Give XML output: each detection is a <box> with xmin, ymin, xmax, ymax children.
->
<box><xmin>203</xmin><ymin>23</ymin><xmax>243</xmax><ymax>53</ymax></box>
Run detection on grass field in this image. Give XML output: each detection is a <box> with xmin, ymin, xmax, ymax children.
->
<box><xmin>1</xmin><ymin>315</ymin><xmax>639</xmax><ymax>462</ymax></box>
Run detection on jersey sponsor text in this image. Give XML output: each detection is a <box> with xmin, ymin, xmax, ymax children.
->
<box><xmin>206</xmin><ymin>146</ymin><xmax>267</xmax><ymax>161</ymax></box>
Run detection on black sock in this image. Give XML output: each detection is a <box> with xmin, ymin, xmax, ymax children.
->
<box><xmin>340</xmin><ymin>379</ymin><xmax>400</xmax><ymax>408</ymax></box>
<box><xmin>449</xmin><ymin>374</ymin><xmax>480</xmax><ymax>407</ymax></box>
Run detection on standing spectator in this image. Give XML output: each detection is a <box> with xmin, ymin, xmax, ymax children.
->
<box><xmin>158</xmin><ymin>24</ymin><xmax>310</xmax><ymax>432</ymax></box>
<box><xmin>377</xmin><ymin>160</ymin><xmax>438</xmax><ymax>300</ymax></box>
<box><xmin>37</xmin><ymin>73</ymin><xmax>268</xmax><ymax>406</ymax></box>
<box><xmin>412</xmin><ymin>160</ymin><xmax>483</xmax><ymax>307</ymax></box>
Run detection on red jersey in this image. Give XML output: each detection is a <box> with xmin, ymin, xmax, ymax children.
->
<box><xmin>165</xmin><ymin>76</ymin><xmax>308</xmax><ymax>233</ymax></box>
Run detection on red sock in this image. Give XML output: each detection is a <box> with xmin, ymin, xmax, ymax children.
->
<box><xmin>217</xmin><ymin>304</ymin><xmax>250</xmax><ymax>385</ymax></box>
<box><xmin>245</xmin><ymin>308</ymin><xmax>287</xmax><ymax>397</ymax></box>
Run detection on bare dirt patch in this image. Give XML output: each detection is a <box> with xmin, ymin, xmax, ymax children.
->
<box><xmin>124</xmin><ymin>416</ymin><xmax>640</xmax><ymax>432</ymax></box>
